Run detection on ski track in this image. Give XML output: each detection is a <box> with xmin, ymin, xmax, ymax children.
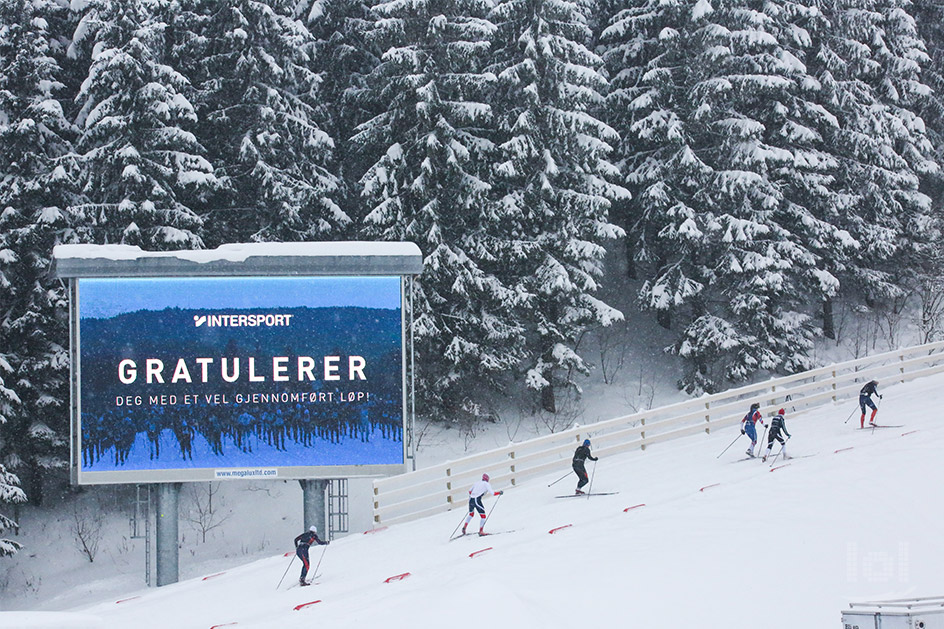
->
<box><xmin>10</xmin><ymin>375</ymin><xmax>944</xmax><ymax>628</ymax></box>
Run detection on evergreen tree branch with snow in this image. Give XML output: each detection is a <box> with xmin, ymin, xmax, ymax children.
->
<box><xmin>0</xmin><ymin>0</ymin><xmax>80</xmax><ymax>503</ymax></box>
<box><xmin>354</xmin><ymin>0</ymin><xmax>525</xmax><ymax>422</ymax></box>
<box><xmin>487</xmin><ymin>0</ymin><xmax>628</xmax><ymax>411</ymax></box>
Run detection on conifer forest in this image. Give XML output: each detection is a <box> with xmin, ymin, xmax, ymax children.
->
<box><xmin>1</xmin><ymin>0</ymin><xmax>944</xmax><ymax>537</ymax></box>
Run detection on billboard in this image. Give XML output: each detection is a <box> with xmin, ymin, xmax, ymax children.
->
<box><xmin>75</xmin><ymin>275</ymin><xmax>405</xmax><ymax>483</ymax></box>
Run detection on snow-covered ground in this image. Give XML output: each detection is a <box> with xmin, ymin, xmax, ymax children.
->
<box><xmin>3</xmin><ymin>372</ymin><xmax>941</xmax><ymax>628</ymax></box>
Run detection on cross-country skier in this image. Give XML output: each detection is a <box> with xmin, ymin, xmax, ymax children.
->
<box><xmin>762</xmin><ymin>409</ymin><xmax>792</xmax><ymax>462</ymax></box>
<box><xmin>573</xmin><ymin>439</ymin><xmax>599</xmax><ymax>495</ymax></box>
<box><xmin>462</xmin><ymin>474</ymin><xmax>503</xmax><ymax>536</ymax></box>
<box><xmin>294</xmin><ymin>525</ymin><xmax>328</xmax><ymax>586</ymax></box>
<box><xmin>859</xmin><ymin>380</ymin><xmax>882</xmax><ymax>428</ymax></box>
<box><xmin>740</xmin><ymin>403</ymin><xmax>766</xmax><ymax>457</ymax></box>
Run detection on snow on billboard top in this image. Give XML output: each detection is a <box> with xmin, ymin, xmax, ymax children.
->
<box><xmin>53</xmin><ymin>242</ymin><xmax>423</xmax><ymax>277</ymax></box>
<box><xmin>57</xmin><ymin>243</ymin><xmax>420</xmax><ymax>484</ymax></box>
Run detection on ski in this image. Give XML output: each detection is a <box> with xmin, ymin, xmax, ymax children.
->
<box><xmin>554</xmin><ymin>492</ymin><xmax>619</xmax><ymax>498</ymax></box>
<box><xmin>856</xmin><ymin>424</ymin><xmax>903</xmax><ymax>430</ymax></box>
<box><xmin>288</xmin><ymin>574</ymin><xmax>321</xmax><ymax>589</ymax></box>
<box><xmin>450</xmin><ymin>530</ymin><xmax>515</xmax><ymax>541</ymax></box>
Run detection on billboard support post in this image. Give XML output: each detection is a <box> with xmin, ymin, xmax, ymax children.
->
<box><xmin>300</xmin><ymin>479</ymin><xmax>328</xmax><ymax>535</ymax></box>
<box><xmin>155</xmin><ymin>482</ymin><xmax>180</xmax><ymax>587</ymax></box>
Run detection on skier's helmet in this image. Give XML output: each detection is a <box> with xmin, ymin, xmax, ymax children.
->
<box><xmin>583</xmin><ymin>439</ymin><xmax>591</xmax><ymax>447</ymax></box>
<box><xmin>871</xmin><ymin>380</ymin><xmax>879</xmax><ymax>385</ymax></box>
<box><xmin>750</xmin><ymin>403</ymin><xmax>760</xmax><ymax>411</ymax></box>
<box><xmin>309</xmin><ymin>525</ymin><xmax>317</xmax><ymax>533</ymax></box>
<box><xmin>777</xmin><ymin>408</ymin><xmax>785</xmax><ymax>416</ymax></box>
<box><xmin>482</xmin><ymin>473</ymin><xmax>489</xmax><ymax>482</ymax></box>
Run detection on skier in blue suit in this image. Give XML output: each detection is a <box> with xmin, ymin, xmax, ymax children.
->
<box><xmin>740</xmin><ymin>403</ymin><xmax>766</xmax><ymax>457</ymax></box>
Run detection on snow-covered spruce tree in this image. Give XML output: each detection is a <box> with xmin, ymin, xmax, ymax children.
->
<box><xmin>297</xmin><ymin>0</ymin><xmax>380</xmax><ymax>229</ymax></box>
<box><xmin>0</xmin><ymin>0</ymin><xmax>80</xmax><ymax>503</ymax></box>
<box><xmin>602</xmin><ymin>0</ymin><xmax>855</xmax><ymax>392</ymax></box>
<box><xmin>488</xmin><ymin>0</ymin><xmax>627</xmax><ymax>412</ymax></box>
<box><xmin>354</xmin><ymin>0</ymin><xmax>527</xmax><ymax>422</ymax></box>
<box><xmin>0</xmin><ymin>458</ymin><xmax>27</xmax><ymax>557</ymax></box>
<box><xmin>911</xmin><ymin>0</ymin><xmax>944</xmax><ymax>172</ymax></box>
<box><xmin>192</xmin><ymin>0</ymin><xmax>345</xmax><ymax>244</ymax></box>
<box><xmin>810</xmin><ymin>0</ymin><xmax>940</xmax><ymax>309</ymax></box>
<box><xmin>69</xmin><ymin>0</ymin><xmax>219</xmax><ymax>250</ymax></box>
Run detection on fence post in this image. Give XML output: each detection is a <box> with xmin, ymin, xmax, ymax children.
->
<box><xmin>373</xmin><ymin>485</ymin><xmax>381</xmax><ymax>524</ymax></box>
<box><xmin>445</xmin><ymin>468</ymin><xmax>452</xmax><ymax>508</ymax></box>
<box><xmin>509</xmin><ymin>450</ymin><xmax>517</xmax><ymax>487</ymax></box>
<box><xmin>900</xmin><ymin>353</ymin><xmax>905</xmax><ymax>384</ymax></box>
<box><xmin>640</xmin><ymin>418</ymin><xmax>647</xmax><ymax>451</ymax></box>
<box><xmin>831</xmin><ymin>369</ymin><xmax>837</xmax><ymax>402</ymax></box>
<box><xmin>704</xmin><ymin>401</ymin><xmax>711</xmax><ymax>434</ymax></box>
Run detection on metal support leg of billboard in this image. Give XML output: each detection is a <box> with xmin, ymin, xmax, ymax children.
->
<box><xmin>300</xmin><ymin>479</ymin><xmax>328</xmax><ymax>536</ymax></box>
<box><xmin>155</xmin><ymin>483</ymin><xmax>181</xmax><ymax>587</ymax></box>
<box><xmin>407</xmin><ymin>275</ymin><xmax>416</xmax><ymax>471</ymax></box>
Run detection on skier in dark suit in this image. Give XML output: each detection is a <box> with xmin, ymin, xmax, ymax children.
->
<box><xmin>762</xmin><ymin>409</ymin><xmax>792</xmax><ymax>462</ymax></box>
<box><xmin>859</xmin><ymin>380</ymin><xmax>882</xmax><ymax>428</ymax></box>
<box><xmin>572</xmin><ymin>439</ymin><xmax>599</xmax><ymax>495</ymax></box>
<box><xmin>294</xmin><ymin>525</ymin><xmax>328</xmax><ymax>586</ymax></box>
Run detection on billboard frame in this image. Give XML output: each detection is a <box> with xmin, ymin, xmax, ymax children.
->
<box><xmin>53</xmin><ymin>242</ymin><xmax>423</xmax><ymax>486</ymax></box>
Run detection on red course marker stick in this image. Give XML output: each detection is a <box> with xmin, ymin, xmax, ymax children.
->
<box><xmin>384</xmin><ymin>572</ymin><xmax>411</xmax><ymax>583</ymax></box>
<box><xmin>548</xmin><ymin>524</ymin><xmax>573</xmax><ymax>534</ymax></box>
<box><xmin>294</xmin><ymin>600</ymin><xmax>322</xmax><ymax>611</ymax></box>
<box><xmin>469</xmin><ymin>547</ymin><xmax>493</xmax><ymax>558</ymax></box>
<box><xmin>364</xmin><ymin>527</ymin><xmax>389</xmax><ymax>535</ymax></box>
<box><xmin>623</xmin><ymin>503</ymin><xmax>646</xmax><ymax>512</ymax></box>
<box><xmin>699</xmin><ymin>483</ymin><xmax>720</xmax><ymax>492</ymax></box>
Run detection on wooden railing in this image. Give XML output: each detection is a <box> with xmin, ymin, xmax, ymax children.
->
<box><xmin>372</xmin><ymin>341</ymin><xmax>944</xmax><ymax>525</ymax></box>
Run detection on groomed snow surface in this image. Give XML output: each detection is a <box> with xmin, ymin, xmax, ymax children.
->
<box><xmin>8</xmin><ymin>374</ymin><xmax>944</xmax><ymax>628</ymax></box>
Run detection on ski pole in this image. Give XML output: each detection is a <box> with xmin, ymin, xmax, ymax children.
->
<box><xmin>754</xmin><ymin>426</ymin><xmax>768</xmax><ymax>457</ymax></box>
<box><xmin>586</xmin><ymin>460</ymin><xmax>597</xmax><ymax>499</ymax></box>
<box><xmin>843</xmin><ymin>404</ymin><xmax>859</xmax><ymax>424</ymax></box>
<box><xmin>481</xmin><ymin>491</ymin><xmax>503</xmax><ymax>532</ymax></box>
<box><xmin>449</xmin><ymin>512</ymin><xmax>467</xmax><ymax>540</ymax></box>
<box><xmin>717</xmin><ymin>433</ymin><xmax>742</xmax><ymax>458</ymax></box>
<box><xmin>547</xmin><ymin>470</ymin><xmax>571</xmax><ymax>487</ymax></box>
<box><xmin>276</xmin><ymin>553</ymin><xmax>296</xmax><ymax>589</ymax></box>
<box><xmin>769</xmin><ymin>441</ymin><xmax>787</xmax><ymax>467</ymax></box>
<box><xmin>310</xmin><ymin>543</ymin><xmax>328</xmax><ymax>581</ymax></box>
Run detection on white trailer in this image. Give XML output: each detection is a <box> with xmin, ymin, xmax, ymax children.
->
<box><xmin>843</xmin><ymin>597</ymin><xmax>944</xmax><ymax>629</ymax></box>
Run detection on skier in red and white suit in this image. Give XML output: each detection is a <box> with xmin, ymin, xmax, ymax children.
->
<box><xmin>462</xmin><ymin>474</ymin><xmax>502</xmax><ymax>536</ymax></box>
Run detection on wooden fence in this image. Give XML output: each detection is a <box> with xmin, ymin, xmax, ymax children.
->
<box><xmin>372</xmin><ymin>341</ymin><xmax>944</xmax><ymax>525</ymax></box>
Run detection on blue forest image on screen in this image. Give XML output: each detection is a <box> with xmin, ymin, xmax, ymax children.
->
<box><xmin>79</xmin><ymin>276</ymin><xmax>403</xmax><ymax>472</ymax></box>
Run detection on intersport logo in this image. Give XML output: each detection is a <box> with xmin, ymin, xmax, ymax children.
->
<box><xmin>193</xmin><ymin>313</ymin><xmax>294</xmax><ymax>328</ymax></box>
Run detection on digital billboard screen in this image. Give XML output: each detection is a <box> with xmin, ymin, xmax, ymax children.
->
<box><xmin>76</xmin><ymin>275</ymin><xmax>404</xmax><ymax>483</ymax></box>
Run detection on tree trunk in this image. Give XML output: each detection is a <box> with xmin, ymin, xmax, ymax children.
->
<box><xmin>541</xmin><ymin>385</ymin><xmax>556</xmax><ymax>414</ymax></box>
<box><xmin>624</xmin><ymin>236</ymin><xmax>637</xmax><ymax>280</ymax></box>
<box><xmin>823</xmin><ymin>298</ymin><xmax>835</xmax><ymax>340</ymax></box>
<box><xmin>657</xmin><ymin>309</ymin><xmax>671</xmax><ymax>330</ymax></box>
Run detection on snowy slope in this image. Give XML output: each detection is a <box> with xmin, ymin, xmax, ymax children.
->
<box><xmin>15</xmin><ymin>374</ymin><xmax>944</xmax><ymax>628</ymax></box>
